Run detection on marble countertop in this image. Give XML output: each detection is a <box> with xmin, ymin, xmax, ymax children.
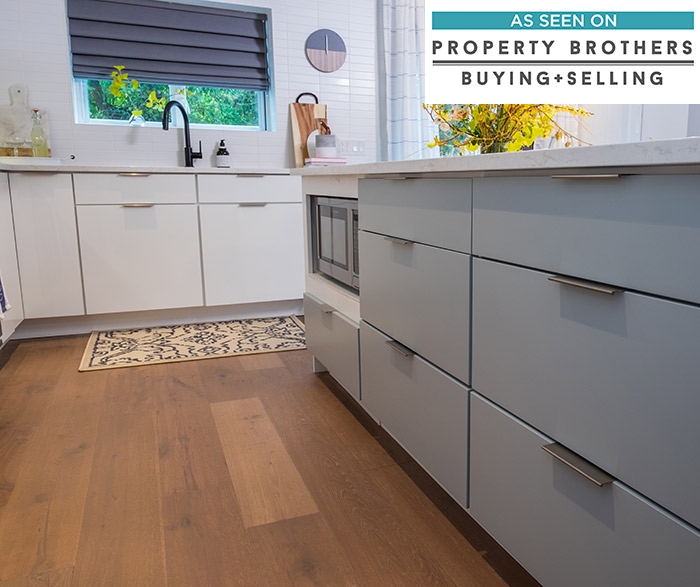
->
<box><xmin>0</xmin><ymin>162</ymin><xmax>290</xmax><ymax>175</ymax></box>
<box><xmin>294</xmin><ymin>137</ymin><xmax>700</xmax><ymax>177</ymax></box>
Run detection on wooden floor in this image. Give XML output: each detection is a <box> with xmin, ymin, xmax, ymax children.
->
<box><xmin>0</xmin><ymin>336</ymin><xmax>530</xmax><ymax>586</ymax></box>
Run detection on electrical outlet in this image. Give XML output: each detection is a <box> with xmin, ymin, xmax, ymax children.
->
<box><xmin>338</xmin><ymin>140</ymin><xmax>365</xmax><ymax>156</ymax></box>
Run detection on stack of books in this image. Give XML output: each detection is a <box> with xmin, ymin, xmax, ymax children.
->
<box><xmin>304</xmin><ymin>157</ymin><xmax>347</xmax><ymax>167</ymax></box>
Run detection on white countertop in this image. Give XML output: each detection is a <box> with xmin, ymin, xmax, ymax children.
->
<box><xmin>294</xmin><ymin>137</ymin><xmax>700</xmax><ymax>177</ymax></box>
<box><xmin>0</xmin><ymin>162</ymin><xmax>290</xmax><ymax>175</ymax></box>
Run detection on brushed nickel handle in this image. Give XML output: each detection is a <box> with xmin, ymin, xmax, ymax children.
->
<box><xmin>118</xmin><ymin>172</ymin><xmax>151</xmax><ymax>177</ymax></box>
<box><xmin>382</xmin><ymin>177</ymin><xmax>416</xmax><ymax>180</ymax></box>
<box><xmin>384</xmin><ymin>236</ymin><xmax>413</xmax><ymax>246</ymax></box>
<box><xmin>121</xmin><ymin>203</ymin><xmax>155</xmax><ymax>208</ymax></box>
<box><xmin>385</xmin><ymin>339</ymin><xmax>413</xmax><ymax>358</ymax></box>
<box><xmin>236</xmin><ymin>173</ymin><xmax>265</xmax><ymax>178</ymax></box>
<box><xmin>548</xmin><ymin>275</ymin><xmax>621</xmax><ymax>295</ymax></box>
<box><xmin>318</xmin><ymin>303</ymin><xmax>335</xmax><ymax>314</ymax></box>
<box><xmin>542</xmin><ymin>443</ymin><xmax>615</xmax><ymax>487</ymax></box>
<box><xmin>238</xmin><ymin>202</ymin><xmax>268</xmax><ymax>207</ymax></box>
<box><xmin>550</xmin><ymin>174</ymin><xmax>620</xmax><ymax>179</ymax></box>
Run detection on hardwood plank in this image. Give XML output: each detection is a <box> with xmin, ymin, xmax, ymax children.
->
<box><xmin>246</xmin><ymin>514</ymin><xmax>360</xmax><ymax>587</ymax></box>
<box><xmin>195</xmin><ymin>356</ymin><xmax>256</xmax><ymax>404</ymax></box>
<box><xmin>0</xmin><ymin>566</ymin><xmax>73</xmax><ymax>586</ymax></box>
<box><xmin>155</xmin><ymin>362</ymin><xmax>233</xmax><ymax>497</ymax></box>
<box><xmin>253</xmin><ymin>371</ymin><xmax>458</xmax><ymax>586</ymax></box>
<box><xmin>161</xmin><ymin>486</ymin><xmax>262</xmax><ymax>587</ymax></box>
<box><xmin>237</xmin><ymin>352</ymin><xmax>285</xmax><ymax>372</ymax></box>
<box><xmin>368</xmin><ymin>464</ymin><xmax>508</xmax><ymax>587</ymax></box>
<box><xmin>101</xmin><ymin>364</ymin><xmax>161</xmax><ymax>416</ymax></box>
<box><xmin>71</xmin><ymin>411</ymin><xmax>166</xmax><ymax>587</ymax></box>
<box><xmin>251</xmin><ymin>364</ymin><xmax>395</xmax><ymax>473</ymax></box>
<box><xmin>0</xmin><ymin>360</ymin><xmax>106</xmax><ymax>580</ymax></box>
<box><xmin>0</xmin><ymin>341</ymin><xmax>75</xmax><ymax>514</ymax></box>
<box><xmin>210</xmin><ymin>398</ymin><xmax>319</xmax><ymax>528</ymax></box>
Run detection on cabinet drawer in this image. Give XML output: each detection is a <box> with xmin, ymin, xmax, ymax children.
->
<box><xmin>472</xmin><ymin>257</ymin><xmax>700</xmax><ymax>528</ymax></box>
<box><xmin>470</xmin><ymin>393</ymin><xmax>700</xmax><ymax>587</ymax></box>
<box><xmin>304</xmin><ymin>294</ymin><xmax>360</xmax><ymax>400</ymax></box>
<box><xmin>77</xmin><ymin>204</ymin><xmax>203</xmax><ymax>314</ymax></box>
<box><xmin>198</xmin><ymin>174</ymin><xmax>300</xmax><ymax>203</ymax></box>
<box><xmin>360</xmin><ymin>321</ymin><xmax>468</xmax><ymax>508</ymax></box>
<box><xmin>473</xmin><ymin>174</ymin><xmax>700</xmax><ymax>304</ymax></box>
<box><xmin>360</xmin><ymin>230</ymin><xmax>470</xmax><ymax>384</ymax></box>
<box><xmin>73</xmin><ymin>173</ymin><xmax>196</xmax><ymax>204</ymax></box>
<box><xmin>359</xmin><ymin>178</ymin><xmax>471</xmax><ymax>253</ymax></box>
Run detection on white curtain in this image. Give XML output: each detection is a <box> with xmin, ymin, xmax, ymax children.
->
<box><xmin>378</xmin><ymin>0</ymin><xmax>436</xmax><ymax>161</ymax></box>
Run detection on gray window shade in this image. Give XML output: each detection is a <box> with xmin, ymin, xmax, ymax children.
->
<box><xmin>67</xmin><ymin>0</ymin><xmax>270</xmax><ymax>91</ymax></box>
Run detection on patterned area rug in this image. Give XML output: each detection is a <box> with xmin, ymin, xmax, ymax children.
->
<box><xmin>79</xmin><ymin>315</ymin><xmax>305</xmax><ymax>372</ymax></box>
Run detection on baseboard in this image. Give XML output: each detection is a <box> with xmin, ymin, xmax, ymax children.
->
<box><xmin>13</xmin><ymin>299</ymin><xmax>304</xmax><ymax>339</ymax></box>
<box><xmin>317</xmin><ymin>371</ymin><xmax>541</xmax><ymax>587</ymax></box>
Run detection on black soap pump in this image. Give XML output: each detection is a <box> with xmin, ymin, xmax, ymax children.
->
<box><xmin>216</xmin><ymin>139</ymin><xmax>230</xmax><ymax>168</ymax></box>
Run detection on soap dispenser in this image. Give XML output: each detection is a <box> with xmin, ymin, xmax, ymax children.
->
<box><xmin>216</xmin><ymin>139</ymin><xmax>230</xmax><ymax>168</ymax></box>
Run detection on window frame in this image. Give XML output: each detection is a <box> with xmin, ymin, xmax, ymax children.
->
<box><xmin>68</xmin><ymin>0</ymin><xmax>276</xmax><ymax>132</ymax></box>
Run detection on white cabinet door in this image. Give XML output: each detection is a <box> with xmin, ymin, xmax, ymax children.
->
<box><xmin>0</xmin><ymin>173</ymin><xmax>23</xmax><ymax>341</ymax></box>
<box><xmin>77</xmin><ymin>204</ymin><xmax>203</xmax><ymax>315</ymax></box>
<box><xmin>9</xmin><ymin>173</ymin><xmax>85</xmax><ymax>318</ymax></box>
<box><xmin>200</xmin><ymin>203</ymin><xmax>304</xmax><ymax>306</ymax></box>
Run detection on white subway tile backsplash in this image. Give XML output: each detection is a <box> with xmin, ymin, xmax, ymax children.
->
<box><xmin>3</xmin><ymin>0</ymin><xmax>376</xmax><ymax>167</ymax></box>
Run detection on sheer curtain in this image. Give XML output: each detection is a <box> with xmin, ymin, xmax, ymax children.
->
<box><xmin>377</xmin><ymin>0</ymin><xmax>436</xmax><ymax>161</ymax></box>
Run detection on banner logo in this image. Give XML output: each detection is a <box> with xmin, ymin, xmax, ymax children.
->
<box><xmin>425</xmin><ymin>2</ymin><xmax>698</xmax><ymax>103</ymax></box>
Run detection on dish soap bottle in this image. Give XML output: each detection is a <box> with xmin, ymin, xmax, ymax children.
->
<box><xmin>30</xmin><ymin>110</ymin><xmax>49</xmax><ymax>157</ymax></box>
<box><xmin>216</xmin><ymin>139</ymin><xmax>230</xmax><ymax>168</ymax></box>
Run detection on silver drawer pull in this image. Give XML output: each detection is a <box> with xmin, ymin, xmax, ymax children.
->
<box><xmin>118</xmin><ymin>172</ymin><xmax>151</xmax><ymax>177</ymax></box>
<box><xmin>548</xmin><ymin>275</ymin><xmax>621</xmax><ymax>295</ymax></box>
<box><xmin>550</xmin><ymin>174</ymin><xmax>620</xmax><ymax>180</ymax></box>
<box><xmin>385</xmin><ymin>339</ymin><xmax>414</xmax><ymax>358</ymax></box>
<box><xmin>236</xmin><ymin>173</ymin><xmax>265</xmax><ymax>178</ymax></box>
<box><xmin>318</xmin><ymin>303</ymin><xmax>335</xmax><ymax>314</ymax></box>
<box><xmin>542</xmin><ymin>443</ymin><xmax>615</xmax><ymax>487</ymax></box>
<box><xmin>238</xmin><ymin>202</ymin><xmax>268</xmax><ymax>207</ymax></box>
<box><xmin>121</xmin><ymin>203</ymin><xmax>155</xmax><ymax>208</ymax></box>
<box><xmin>384</xmin><ymin>236</ymin><xmax>413</xmax><ymax>246</ymax></box>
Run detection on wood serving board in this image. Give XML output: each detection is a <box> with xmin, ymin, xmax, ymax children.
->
<box><xmin>290</xmin><ymin>102</ymin><xmax>327</xmax><ymax>167</ymax></box>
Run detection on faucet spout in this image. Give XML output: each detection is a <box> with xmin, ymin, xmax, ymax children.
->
<box><xmin>162</xmin><ymin>100</ymin><xmax>202</xmax><ymax>167</ymax></box>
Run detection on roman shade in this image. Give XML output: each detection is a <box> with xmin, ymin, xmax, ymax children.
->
<box><xmin>67</xmin><ymin>0</ymin><xmax>270</xmax><ymax>91</ymax></box>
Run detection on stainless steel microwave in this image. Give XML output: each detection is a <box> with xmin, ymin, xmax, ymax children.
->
<box><xmin>310</xmin><ymin>196</ymin><xmax>359</xmax><ymax>291</ymax></box>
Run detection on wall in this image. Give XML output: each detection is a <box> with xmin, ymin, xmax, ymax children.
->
<box><xmin>0</xmin><ymin>0</ymin><xmax>377</xmax><ymax>168</ymax></box>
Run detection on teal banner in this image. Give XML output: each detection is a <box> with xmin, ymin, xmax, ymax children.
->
<box><xmin>432</xmin><ymin>12</ymin><xmax>695</xmax><ymax>30</ymax></box>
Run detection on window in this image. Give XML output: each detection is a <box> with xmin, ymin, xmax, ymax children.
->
<box><xmin>67</xmin><ymin>0</ymin><xmax>271</xmax><ymax>129</ymax></box>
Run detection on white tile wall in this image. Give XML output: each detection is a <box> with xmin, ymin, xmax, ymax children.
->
<box><xmin>0</xmin><ymin>0</ymin><xmax>377</xmax><ymax>168</ymax></box>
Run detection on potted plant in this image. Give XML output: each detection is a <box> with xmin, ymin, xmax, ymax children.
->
<box><xmin>423</xmin><ymin>104</ymin><xmax>591</xmax><ymax>155</ymax></box>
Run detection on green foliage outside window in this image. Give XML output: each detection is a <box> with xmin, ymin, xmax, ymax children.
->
<box><xmin>87</xmin><ymin>78</ymin><xmax>261</xmax><ymax>127</ymax></box>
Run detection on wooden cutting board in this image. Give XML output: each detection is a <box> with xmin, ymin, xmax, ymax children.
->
<box><xmin>290</xmin><ymin>101</ymin><xmax>327</xmax><ymax>167</ymax></box>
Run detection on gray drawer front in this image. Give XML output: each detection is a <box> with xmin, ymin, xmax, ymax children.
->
<box><xmin>360</xmin><ymin>322</ymin><xmax>468</xmax><ymax>507</ymax></box>
<box><xmin>360</xmin><ymin>230</ymin><xmax>471</xmax><ymax>384</ymax></box>
<box><xmin>473</xmin><ymin>174</ymin><xmax>700</xmax><ymax>304</ymax></box>
<box><xmin>359</xmin><ymin>178</ymin><xmax>471</xmax><ymax>253</ymax></box>
<box><xmin>304</xmin><ymin>294</ymin><xmax>360</xmax><ymax>400</ymax></box>
<box><xmin>472</xmin><ymin>257</ymin><xmax>700</xmax><ymax>529</ymax></box>
<box><xmin>470</xmin><ymin>393</ymin><xmax>700</xmax><ymax>587</ymax></box>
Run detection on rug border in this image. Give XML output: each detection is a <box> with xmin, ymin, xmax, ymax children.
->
<box><xmin>78</xmin><ymin>314</ymin><xmax>306</xmax><ymax>373</ymax></box>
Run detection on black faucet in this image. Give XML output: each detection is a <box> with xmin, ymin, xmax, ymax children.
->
<box><xmin>162</xmin><ymin>100</ymin><xmax>202</xmax><ymax>167</ymax></box>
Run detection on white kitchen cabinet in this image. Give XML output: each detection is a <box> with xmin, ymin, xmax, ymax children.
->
<box><xmin>77</xmin><ymin>204</ymin><xmax>203</xmax><ymax>315</ymax></box>
<box><xmin>9</xmin><ymin>173</ymin><xmax>85</xmax><ymax>318</ymax></box>
<box><xmin>0</xmin><ymin>173</ymin><xmax>23</xmax><ymax>342</ymax></box>
<box><xmin>199</xmin><ymin>203</ymin><xmax>304</xmax><ymax>306</ymax></box>
<box><xmin>198</xmin><ymin>174</ymin><xmax>301</xmax><ymax>203</ymax></box>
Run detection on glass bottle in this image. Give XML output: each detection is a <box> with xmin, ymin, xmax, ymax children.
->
<box><xmin>30</xmin><ymin>110</ymin><xmax>49</xmax><ymax>157</ymax></box>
